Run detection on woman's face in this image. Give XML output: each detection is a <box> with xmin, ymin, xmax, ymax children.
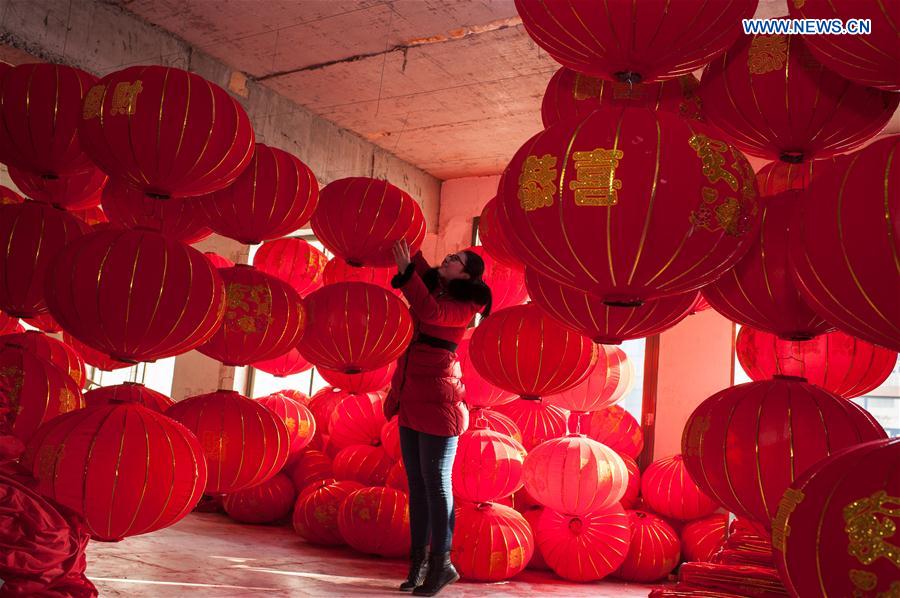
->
<box><xmin>439</xmin><ymin>252</ymin><xmax>470</xmax><ymax>281</ymax></box>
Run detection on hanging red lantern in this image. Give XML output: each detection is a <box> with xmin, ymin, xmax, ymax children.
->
<box><xmin>319</xmin><ymin>362</ymin><xmax>395</xmax><ymax>394</ymax></box>
<box><xmin>311</xmin><ymin>177</ymin><xmax>425</xmax><ymax>268</ymax></box>
<box><xmin>22</xmin><ymin>312</ymin><xmax>63</xmax><ymax>334</ymax></box>
<box><xmin>576</xmin><ymin>405</ymin><xmax>644</xmax><ymax>460</ymax></box>
<box><xmin>101</xmin><ymin>179</ymin><xmax>211</xmax><ymax>244</ymax></box>
<box><xmin>204</xmin><ymin>252</ymin><xmax>234</xmax><ymax>269</ymax></box>
<box><xmin>542</xmin><ymin>68</ymin><xmax>703</xmax><ymax>127</ymax></box>
<box><xmin>22</xmin><ymin>402</ymin><xmax>206</xmax><ymax>541</ymax></box>
<box><xmin>469</xmin><ymin>407</ymin><xmax>523</xmax><ymax>445</ymax></box>
<box><xmin>0</xmin><ymin>185</ymin><xmax>23</xmax><ymax>205</ymax></box>
<box><xmin>682</xmin><ymin>377</ymin><xmax>887</xmax><ymax>530</ymax></box>
<box><xmin>457</xmin><ymin>330</ymin><xmax>516</xmax><ymax>409</ymax></box>
<box><xmin>222</xmin><ymin>473</ymin><xmax>296</xmax><ymax>524</ymax></box>
<box><xmin>535</xmin><ymin>504</ymin><xmax>631</xmax><ymax>582</ymax></box>
<box><xmin>287</xmin><ymin>449</ymin><xmax>333</xmax><ymax>492</ymax></box>
<box><xmin>292</xmin><ymin>478</ymin><xmax>362</xmax><ymax>545</ymax></box>
<box><xmin>256</xmin><ymin>393</ymin><xmax>316</xmax><ymax>464</ymax></box>
<box><xmin>700</xmin><ymin>29</ymin><xmax>898</xmax><ymax>162</ymax></box>
<box><xmin>298</xmin><ymin>282</ymin><xmax>413</xmax><ymax>373</ymax></box>
<box><xmin>494</xmin><ymin>399</ymin><xmax>569</xmax><ymax>451</ymax></box>
<box><xmin>736</xmin><ymin>326</ymin><xmax>897</xmax><ymax>399</ymax></box>
<box><xmin>196</xmin><ymin>265</ymin><xmax>305</xmax><ymax>366</ymax></box>
<box><xmin>332</xmin><ymin>444</ymin><xmax>392</xmax><ymax>486</ymax></box>
<box><xmin>321</xmin><ymin>258</ymin><xmax>398</xmax><ymax>294</ymax></box>
<box><xmin>615</xmin><ymin>510</ymin><xmax>681</xmax><ymax>582</ymax></box>
<box><xmin>621</xmin><ymin>454</ymin><xmax>641</xmax><ymax>510</ymax></box>
<box><xmin>772</xmin><ymin>438</ymin><xmax>899</xmax><ymax>598</ymax></box>
<box><xmin>641</xmin><ymin>455</ymin><xmax>718</xmax><ymax>521</ymax></box>
<box><xmin>545</xmin><ymin>346</ymin><xmax>632</xmax><ymax>413</ymax></box>
<box><xmin>515</xmin><ymin>0</ymin><xmax>755</xmax><ymax>83</ymax></box>
<box><xmin>0</xmin><ymin>64</ymin><xmax>98</xmax><ymax>176</ymax></box>
<box><xmin>380</xmin><ymin>417</ymin><xmax>401</xmax><ymax>461</ymax></box>
<box><xmin>166</xmin><ymin>390</ymin><xmax>290</xmax><ymax>493</ymax></box>
<box><xmin>8</xmin><ymin>165</ymin><xmax>106</xmax><ymax>210</ymax></box>
<box><xmin>478</xmin><ymin>196</ymin><xmax>522</xmax><ymax>270</ymax></box>
<box><xmin>46</xmin><ymin>228</ymin><xmax>226</xmax><ymax>362</ymax></box>
<box><xmin>253</xmin><ymin>238</ymin><xmax>327</xmax><ymax>295</ymax></box>
<box><xmin>200</xmin><ymin>144</ymin><xmax>318</xmax><ymax>244</ymax></box>
<box><xmin>0</xmin><ymin>312</ymin><xmax>22</xmax><ymax>335</ymax></box>
<box><xmin>791</xmin><ymin>136</ymin><xmax>900</xmax><ymax>351</ymax></box>
<box><xmin>252</xmin><ymin>347</ymin><xmax>313</xmax><ymax>378</ymax></box>
<box><xmin>327</xmin><ymin>392</ymin><xmax>386</xmax><ymax>450</ymax></box>
<box><xmin>465</xmin><ymin>246</ymin><xmax>528</xmax><ymax>310</ymax></box>
<box><xmin>62</xmin><ymin>332</ymin><xmax>130</xmax><ymax>372</ymax></box>
<box><xmin>452</xmin><ymin>503</ymin><xmax>534</xmax><ymax>581</ymax></box>
<box><xmin>497</xmin><ymin>107</ymin><xmax>760</xmax><ymax>305</ymax></box>
<box><xmin>83</xmin><ymin>382</ymin><xmax>174</xmax><ymax>412</ymax></box>
<box><xmin>755</xmin><ymin>157</ymin><xmax>836</xmax><ymax>197</ymax></box>
<box><xmin>681</xmin><ymin>514</ymin><xmax>728</xmax><ymax>563</ymax></box>
<box><xmin>0</xmin><ymin>201</ymin><xmax>89</xmax><ymax>317</ymax></box>
<box><xmin>337</xmin><ymin>486</ymin><xmax>410</xmax><ymax>557</ymax></box>
<box><xmin>453</xmin><ymin>426</ymin><xmax>527</xmax><ymax>504</ymax></box>
<box><xmin>78</xmin><ymin>66</ymin><xmax>254</xmax><ymax>198</ymax></box>
<box><xmin>1</xmin><ymin>330</ymin><xmax>86</xmax><ymax>390</ymax></box>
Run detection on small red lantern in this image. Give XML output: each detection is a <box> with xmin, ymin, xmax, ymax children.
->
<box><xmin>292</xmin><ymin>478</ymin><xmax>362</xmax><ymax>545</ymax></box>
<box><xmin>321</xmin><ymin>258</ymin><xmax>397</xmax><ymax>293</ymax></box>
<box><xmin>337</xmin><ymin>486</ymin><xmax>410</xmax><ymax>557</ymax></box>
<box><xmin>615</xmin><ymin>510</ymin><xmax>681</xmax><ymax>582</ymax></box>
<box><xmin>101</xmin><ymin>179</ymin><xmax>212</xmax><ymax>244</ymax></box>
<box><xmin>83</xmin><ymin>382</ymin><xmax>174</xmax><ymax>413</ymax></box>
<box><xmin>1</xmin><ymin>330</ymin><xmax>86</xmax><ymax>390</ymax></box>
<box><xmin>197</xmin><ymin>265</ymin><xmax>306</xmax><ymax>366</ymax></box>
<box><xmin>477</xmin><ymin>196</ymin><xmax>522</xmax><ymax>270</ymax></box>
<box><xmin>8</xmin><ymin>165</ymin><xmax>106</xmax><ymax>209</ymax></box>
<box><xmin>251</xmin><ymin>347</ymin><xmax>313</xmax><ymax>378</ymax></box>
<box><xmin>22</xmin><ymin>402</ymin><xmax>207</xmax><ymax>541</ymax></box>
<box><xmin>327</xmin><ymin>391</ymin><xmax>386</xmax><ymax>450</ymax></box>
<box><xmin>22</xmin><ymin>312</ymin><xmax>62</xmax><ymax>334</ymax></box>
<box><xmin>457</xmin><ymin>330</ymin><xmax>516</xmax><ymax>409</ymax></box>
<box><xmin>681</xmin><ymin>514</ymin><xmax>728</xmax><ymax>563</ymax></box>
<box><xmin>620</xmin><ymin>454</ymin><xmax>641</xmax><ymax>510</ymax></box>
<box><xmin>452</xmin><ymin>502</ymin><xmax>533</xmax><ymax>581</ymax></box>
<box><xmin>298</xmin><ymin>282</ymin><xmax>413</xmax><ymax>373</ymax></box>
<box><xmin>200</xmin><ymin>144</ymin><xmax>318</xmax><ymax>244</ymax></box>
<box><xmin>576</xmin><ymin>405</ymin><xmax>644</xmax><ymax>460</ymax></box>
<box><xmin>253</xmin><ymin>238</ymin><xmax>327</xmax><ymax>295</ymax></box>
<box><xmin>62</xmin><ymin>332</ymin><xmax>130</xmax><ymax>371</ymax></box>
<box><xmin>256</xmin><ymin>393</ymin><xmax>316</xmax><ymax>464</ymax></box>
<box><xmin>469</xmin><ymin>407</ymin><xmax>523</xmax><ymax>445</ymax></box>
<box><xmin>465</xmin><ymin>246</ymin><xmax>528</xmax><ymax>311</ymax></box>
<box><xmin>545</xmin><ymin>346</ymin><xmax>632</xmax><ymax>413</ymax></box>
<box><xmin>380</xmin><ymin>417</ymin><xmax>401</xmax><ymax>461</ymax></box>
<box><xmin>319</xmin><ymin>362</ymin><xmax>395</xmax><ymax>393</ymax></box>
<box><xmin>332</xmin><ymin>444</ymin><xmax>393</xmax><ymax>486</ymax></box>
<box><xmin>223</xmin><ymin>473</ymin><xmax>296</xmax><ymax>524</ymax></box>
<box><xmin>453</xmin><ymin>427</ymin><xmax>527</xmax><ymax>503</ymax></box>
<box><xmin>535</xmin><ymin>504</ymin><xmax>631</xmax><ymax>581</ymax></box>
<box><xmin>287</xmin><ymin>449</ymin><xmax>333</xmax><ymax>492</ymax></box>
<box><xmin>166</xmin><ymin>390</ymin><xmax>290</xmax><ymax>493</ymax></box>
<box><xmin>755</xmin><ymin>157</ymin><xmax>836</xmax><ymax>196</ymax></box>
<box><xmin>494</xmin><ymin>399</ymin><xmax>569</xmax><ymax>451</ymax></box>
<box><xmin>78</xmin><ymin>66</ymin><xmax>255</xmax><ymax>198</ymax></box>
<box><xmin>641</xmin><ymin>454</ymin><xmax>718</xmax><ymax>521</ymax></box>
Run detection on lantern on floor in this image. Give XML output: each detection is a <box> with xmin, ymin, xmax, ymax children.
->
<box><xmin>453</xmin><ymin>426</ymin><xmax>527</xmax><ymax>504</ymax></box>
<box><xmin>287</xmin><ymin>449</ymin><xmax>333</xmax><ymax>492</ymax></box>
<box><xmin>332</xmin><ymin>444</ymin><xmax>392</xmax><ymax>486</ymax></box>
<box><xmin>321</xmin><ymin>258</ymin><xmax>397</xmax><ymax>294</ymax></box>
<box><xmin>452</xmin><ymin>502</ymin><xmax>533</xmax><ymax>581</ymax></box>
<box><xmin>337</xmin><ymin>486</ymin><xmax>410</xmax><ymax>557</ymax></box>
<box><xmin>616</xmin><ymin>511</ymin><xmax>681</xmax><ymax>582</ymax></box>
<box><xmin>78</xmin><ymin>66</ymin><xmax>254</xmax><ymax>198</ymax></box>
<box><xmin>83</xmin><ymin>383</ymin><xmax>174</xmax><ymax>413</ymax></box>
<box><xmin>457</xmin><ymin>330</ymin><xmax>516</xmax><ymax>409</ymax></box>
<box><xmin>223</xmin><ymin>473</ymin><xmax>296</xmax><ymax>524</ymax></box>
<box><xmin>380</xmin><ymin>417</ymin><xmax>401</xmax><ymax>461</ymax></box>
<box><xmin>62</xmin><ymin>332</ymin><xmax>130</xmax><ymax>372</ymax></box>
<box><xmin>497</xmin><ymin>107</ymin><xmax>760</xmax><ymax>305</ymax></box>
<box><xmin>1</xmin><ymin>331</ymin><xmax>86</xmax><ymax>390</ymax></box>
<box><xmin>8</xmin><ymin>165</ymin><xmax>106</xmax><ymax>209</ymax></box>
<box><xmin>166</xmin><ymin>390</ymin><xmax>290</xmax><ymax>493</ymax></box>
<box><xmin>477</xmin><ymin>196</ymin><xmax>522</xmax><ymax>270</ymax></box>
<box><xmin>469</xmin><ymin>407</ymin><xmax>523</xmax><ymax>445</ymax></box>
<box><xmin>327</xmin><ymin>392</ymin><xmax>386</xmax><ymax>450</ymax></box>
<box><xmin>256</xmin><ymin>393</ymin><xmax>316</xmax><ymax>463</ymax></box>
<box><xmin>575</xmin><ymin>405</ymin><xmax>644</xmax><ymax>460</ymax></box>
<box><xmin>311</xmin><ymin>177</ymin><xmax>425</xmax><ymax>268</ymax></box>
<box><xmin>22</xmin><ymin>402</ymin><xmax>207</xmax><ymax>541</ymax></box>
<box><xmin>100</xmin><ymin>179</ymin><xmax>212</xmax><ymax>244</ymax></box>
<box><xmin>251</xmin><ymin>347</ymin><xmax>313</xmax><ymax>378</ymax></box>
<box><xmin>755</xmin><ymin>157</ymin><xmax>836</xmax><ymax>196</ymax></box>
<box><xmin>641</xmin><ymin>455</ymin><xmax>718</xmax><ymax>521</ymax></box>
<box><xmin>545</xmin><ymin>346</ymin><xmax>632</xmax><ymax>413</ymax></box>
<box><xmin>682</xmin><ymin>378</ymin><xmax>887</xmax><ymax>529</ymax></box>
<box><xmin>319</xmin><ymin>362</ymin><xmax>395</xmax><ymax>394</ymax></box>
<box><xmin>465</xmin><ymin>246</ymin><xmax>528</xmax><ymax>310</ymax></box>
<box><xmin>682</xmin><ymin>514</ymin><xmax>728</xmax><ymax>563</ymax></box>
<box><xmin>293</xmin><ymin>478</ymin><xmax>363</xmax><ymax>545</ymax></box>
<box><xmin>493</xmin><ymin>399</ymin><xmax>569</xmax><ymax>452</ymax></box>
<box><xmin>620</xmin><ymin>455</ymin><xmax>641</xmax><ymax>510</ymax></box>
<box><xmin>253</xmin><ymin>238</ymin><xmax>327</xmax><ymax>295</ymax></box>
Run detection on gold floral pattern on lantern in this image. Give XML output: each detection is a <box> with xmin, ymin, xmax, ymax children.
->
<box><xmin>225</xmin><ymin>283</ymin><xmax>274</xmax><ymax>333</ymax></box>
<box><xmin>688</xmin><ymin>135</ymin><xmax>758</xmax><ymax>236</ymax></box>
<box><xmin>0</xmin><ymin>365</ymin><xmax>24</xmax><ymax>415</ymax></box>
<box><xmin>518</xmin><ymin>154</ymin><xmax>558</xmax><ymax>211</ymax></box>
<box><xmin>748</xmin><ymin>34</ymin><xmax>789</xmax><ymax>75</ymax></box>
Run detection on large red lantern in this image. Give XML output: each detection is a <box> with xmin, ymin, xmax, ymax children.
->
<box><xmin>78</xmin><ymin>66</ymin><xmax>254</xmax><ymax>198</ymax></box>
<box><xmin>292</xmin><ymin>478</ymin><xmax>362</xmax><ymax>545</ymax></box>
<box><xmin>287</xmin><ymin>449</ymin><xmax>333</xmax><ymax>492</ymax></box>
<box><xmin>641</xmin><ymin>455</ymin><xmax>718</xmax><ymax>521</ymax></box>
<box><xmin>251</xmin><ymin>347</ymin><xmax>313</xmax><ymax>377</ymax></box>
<box><xmin>196</xmin><ymin>265</ymin><xmax>305</xmax><ymax>366</ymax></box>
<box><xmin>477</xmin><ymin>196</ymin><xmax>522</xmax><ymax>270</ymax></box>
<box><xmin>0</xmin><ymin>201</ymin><xmax>89</xmax><ymax>317</ymax></box>
<box><xmin>256</xmin><ymin>393</ymin><xmax>316</xmax><ymax>464</ymax></box>
<box><xmin>46</xmin><ymin>228</ymin><xmax>226</xmax><ymax>362</ymax></box>
<box><xmin>0</xmin><ymin>64</ymin><xmax>98</xmax><ymax>176</ymax></box>
<box><xmin>252</xmin><ymin>238</ymin><xmax>327</xmax><ymax>295</ymax></box>
<box><xmin>772</xmin><ymin>438</ymin><xmax>899</xmax><ymax>598</ymax></box>
<box><xmin>457</xmin><ymin>330</ymin><xmax>515</xmax><ymax>409</ymax></box>
<box><xmin>22</xmin><ymin>402</ymin><xmax>207</xmax><ymax>541</ymax></box>
<box><xmin>681</xmin><ymin>514</ymin><xmax>728</xmax><ymax>563</ymax></box>
<box><xmin>83</xmin><ymin>382</ymin><xmax>174</xmax><ymax>412</ymax></box>
<box><xmin>307</xmin><ymin>386</ymin><xmax>347</xmax><ymax>438</ymax></box>
<box><xmin>615</xmin><ymin>510</ymin><xmax>681</xmax><ymax>582</ymax></box>
<box><xmin>535</xmin><ymin>504</ymin><xmax>631</xmax><ymax>581</ymax></box>
<box><xmin>101</xmin><ymin>179</ymin><xmax>212</xmax><ymax>244</ymax></box>
<box><xmin>575</xmin><ymin>405</ymin><xmax>644</xmax><ymax>460</ymax></box>
<box><xmin>452</xmin><ymin>426</ymin><xmax>527</xmax><ymax>504</ymax></box>
<box><xmin>319</xmin><ymin>362</ymin><xmax>395</xmax><ymax>394</ymax></box>
<box><xmin>620</xmin><ymin>454</ymin><xmax>641</xmax><ymax>510</ymax></box>
<box><xmin>755</xmin><ymin>157</ymin><xmax>836</xmax><ymax>196</ymax></box>
<box><xmin>222</xmin><ymin>473</ymin><xmax>296</xmax><ymax>524</ymax></box>
<box><xmin>166</xmin><ymin>390</ymin><xmax>290</xmax><ymax>493</ymax></box>
<box><xmin>699</xmin><ymin>30</ymin><xmax>898</xmax><ymax>162</ymax></box>
<box><xmin>452</xmin><ymin>502</ymin><xmax>533</xmax><ymax>581</ymax></box>
<box><xmin>791</xmin><ymin>136</ymin><xmax>900</xmax><ymax>351</ymax></box>
<box><xmin>327</xmin><ymin>391</ymin><xmax>386</xmax><ymax>450</ymax></box>
<box><xmin>337</xmin><ymin>486</ymin><xmax>410</xmax><ymax>557</ymax></box>
<box><xmin>1</xmin><ymin>330</ymin><xmax>86</xmax><ymax>390</ymax></box>
<box><xmin>465</xmin><ymin>246</ymin><xmax>527</xmax><ymax>311</ymax></box>
<box><xmin>311</xmin><ymin>177</ymin><xmax>425</xmax><ymax>268</ymax></box>
<box><xmin>470</xmin><ymin>407</ymin><xmax>523</xmax><ymax>445</ymax></box>
<box><xmin>321</xmin><ymin>258</ymin><xmax>397</xmax><ymax>294</ymax></box>
<box><xmin>736</xmin><ymin>326</ymin><xmax>897</xmax><ymax>399</ymax></box>
<box><xmin>497</xmin><ymin>107</ymin><xmax>760</xmax><ymax>305</ymax></box>
<box><xmin>682</xmin><ymin>378</ymin><xmax>887</xmax><ymax>529</ymax></box>
<box><xmin>515</xmin><ymin>0</ymin><xmax>755</xmax><ymax>83</ymax></box>
<box><xmin>62</xmin><ymin>332</ymin><xmax>130</xmax><ymax>371</ymax></box>
<box><xmin>545</xmin><ymin>346</ymin><xmax>632</xmax><ymax>413</ymax></box>
<box><xmin>298</xmin><ymin>282</ymin><xmax>413</xmax><ymax>373</ymax></box>
<box><xmin>332</xmin><ymin>444</ymin><xmax>392</xmax><ymax>486</ymax></box>
<box><xmin>494</xmin><ymin>399</ymin><xmax>569</xmax><ymax>451</ymax></box>
<box><xmin>8</xmin><ymin>165</ymin><xmax>106</xmax><ymax>209</ymax></box>
<box><xmin>200</xmin><ymin>144</ymin><xmax>318</xmax><ymax>244</ymax></box>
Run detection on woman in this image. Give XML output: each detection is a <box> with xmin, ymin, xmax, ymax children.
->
<box><xmin>385</xmin><ymin>240</ymin><xmax>491</xmax><ymax>596</ymax></box>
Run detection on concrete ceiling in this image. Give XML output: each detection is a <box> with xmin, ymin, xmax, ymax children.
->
<box><xmin>117</xmin><ymin>0</ymin><xmax>898</xmax><ymax>181</ymax></box>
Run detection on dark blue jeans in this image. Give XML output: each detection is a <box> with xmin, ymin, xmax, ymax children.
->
<box><xmin>399</xmin><ymin>426</ymin><xmax>458</xmax><ymax>554</ymax></box>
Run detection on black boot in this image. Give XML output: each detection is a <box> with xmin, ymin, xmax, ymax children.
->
<box><xmin>399</xmin><ymin>546</ymin><xmax>429</xmax><ymax>591</ymax></box>
<box><xmin>412</xmin><ymin>551</ymin><xmax>459</xmax><ymax>596</ymax></box>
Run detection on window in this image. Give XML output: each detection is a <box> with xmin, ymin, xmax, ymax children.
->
<box><xmin>85</xmin><ymin>358</ymin><xmax>176</xmax><ymax>396</ymax></box>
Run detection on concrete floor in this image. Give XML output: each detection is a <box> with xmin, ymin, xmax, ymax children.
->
<box><xmin>86</xmin><ymin>513</ymin><xmax>660</xmax><ymax>597</ymax></box>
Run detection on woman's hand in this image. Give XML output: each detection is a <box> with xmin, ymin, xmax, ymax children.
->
<box><xmin>392</xmin><ymin>239</ymin><xmax>411</xmax><ymax>272</ymax></box>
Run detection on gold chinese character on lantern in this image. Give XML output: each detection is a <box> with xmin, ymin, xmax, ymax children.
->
<box><xmin>689</xmin><ymin>134</ymin><xmax>739</xmax><ymax>192</ymax></box>
<box><xmin>82</xmin><ymin>85</ymin><xmax>105</xmax><ymax>120</ymax></box>
<box><xmin>843</xmin><ymin>490</ymin><xmax>900</xmax><ymax>567</ymax></box>
<box><xmin>518</xmin><ymin>154</ymin><xmax>558</xmax><ymax>212</ymax></box>
<box><xmin>568</xmin><ymin>148</ymin><xmax>624</xmax><ymax>207</ymax></box>
<box><xmin>109</xmin><ymin>80</ymin><xmax>143</xmax><ymax>117</ymax></box>
<box><xmin>771</xmin><ymin>488</ymin><xmax>805</xmax><ymax>551</ymax></box>
<box><xmin>748</xmin><ymin>34</ymin><xmax>789</xmax><ymax>75</ymax></box>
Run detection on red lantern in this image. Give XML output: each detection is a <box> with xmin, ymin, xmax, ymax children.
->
<box><xmin>256</xmin><ymin>393</ymin><xmax>316</xmax><ymax>464</ymax></box>
<box><xmin>0</xmin><ymin>346</ymin><xmax>82</xmax><ymax>443</ymax></box>
<box><xmin>535</xmin><ymin>504</ymin><xmax>631</xmax><ymax>582</ymax></box>
<box><xmin>616</xmin><ymin>510</ymin><xmax>681</xmax><ymax>582</ymax></box>
<box><xmin>222</xmin><ymin>473</ymin><xmax>296</xmax><ymax>524</ymax></box>
<box><xmin>166</xmin><ymin>390</ymin><xmax>290</xmax><ymax>493</ymax></box>
<box><xmin>681</xmin><ymin>514</ymin><xmax>728</xmax><ymax>563</ymax></box>
<box><xmin>699</xmin><ymin>29</ymin><xmax>898</xmax><ymax>161</ymax></box>
<box><xmin>327</xmin><ymin>392</ymin><xmax>386</xmax><ymax>450</ymax></box>
<box><xmin>497</xmin><ymin>107</ymin><xmax>760</xmax><ymax>305</ymax></box>
<box><xmin>287</xmin><ymin>449</ymin><xmax>333</xmax><ymax>492</ymax></box>
<box><xmin>545</xmin><ymin>346</ymin><xmax>632</xmax><ymax>413</ymax></box>
<box><xmin>78</xmin><ymin>66</ymin><xmax>254</xmax><ymax>198</ymax></box>
<box><xmin>197</xmin><ymin>265</ymin><xmax>306</xmax><ymax>366</ymax></box>
<box><xmin>772</xmin><ymin>438</ymin><xmax>899</xmax><ymax>598</ymax></box>
<box><xmin>1</xmin><ymin>330</ymin><xmax>86</xmax><ymax>390</ymax></box>
<box><xmin>641</xmin><ymin>455</ymin><xmax>718</xmax><ymax>521</ymax></box>
<box><xmin>337</xmin><ymin>486</ymin><xmax>410</xmax><ymax>557</ymax></box>
<box><xmin>620</xmin><ymin>454</ymin><xmax>641</xmax><ymax>510</ymax></box>
<box><xmin>791</xmin><ymin>136</ymin><xmax>900</xmax><ymax>351</ymax></box>
<box><xmin>0</xmin><ymin>312</ymin><xmax>22</xmax><ymax>335</ymax></box>
<box><xmin>332</xmin><ymin>444</ymin><xmax>392</xmax><ymax>486</ymax></box>
<box><xmin>0</xmin><ymin>185</ymin><xmax>23</xmax><ymax>205</ymax></box>
<box><xmin>515</xmin><ymin>0</ymin><xmax>755</xmax><ymax>83</ymax></box>
<box><xmin>22</xmin><ymin>312</ymin><xmax>62</xmax><ymax>334</ymax></box>
<box><xmin>465</xmin><ymin>246</ymin><xmax>528</xmax><ymax>311</ymax></box>
<box><xmin>298</xmin><ymin>282</ymin><xmax>413</xmax><ymax>373</ymax></box>
<box><xmin>319</xmin><ymin>362</ymin><xmax>395</xmax><ymax>393</ymax></box>
<box><xmin>386</xmin><ymin>460</ymin><xmax>408</xmax><ymax>494</ymax></box>
<box><xmin>311</xmin><ymin>177</ymin><xmax>425</xmax><ymax>268</ymax></box>
<box><xmin>62</xmin><ymin>332</ymin><xmax>130</xmax><ymax>372</ymax></box>
<box><xmin>452</xmin><ymin>426</ymin><xmax>527</xmax><ymax>503</ymax></box>
<box><xmin>22</xmin><ymin>402</ymin><xmax>206</xmax><ymax>541</ymax></box>
<box><xmin>736</xmin><ymin>326</ymin><xmax>897</xmax><ymax>399</ymax></box>
<box><xmin>322</xmin><ymin>258</ymin><xmax>398</xmax><ymax>294</ymax></box>
<box><xmin>755</xmin><ymin>157</ymin><xmax>836</xmax><ymax>196</ymax></box>
<box><xmin>275</xmin><ymin>388</ymin><xmax>309</xmax><ymax>405</ymax></box>
<box><xmin>307</xmin><ymin>386</ymin><xmax>348</xmax><ymax>442</ymax></box>
<box><xmin>576</xmin><ymin>405</ymin><xmax>644</xmax><ymax>460</ymax></box>
<box><xmin>101</xmin><ymin>179</ymin><xmax>211</xmax><ymax>244</ymax></box>
<box><xmin>542</xmin><ymin>68</ymin><xmax>703</xmax><ymax>127</ymax></box>
<box><xmin>0</xmin><ymin>201</ymin><xmax>88</xmax><ymax>317</ymax></box>
<box><xmin>204</xmin><ymin>252</ymin><xmax>234</xmax><ymax>269</ymax></box>
<box><xmin>494</xmin><ymin>399</ymin><xmax>569</xmax><ymax>451</ymax></box>
<box><xmin>0</xmin><ymin>64</ymin><xmax>98</xmax><ymax>176</ymax></box>
<box><xmin>682</xmin><ymin>377</ymin><xmax>887</xmax><ymax>529</ymax></box>
<box><xmin>380</xmin><ymin>417</ymin><xmax>401</xmax><ymax>461</ymax></box>
<box><xmin>83</xmin><ymin>382</ymin><xmax>174</xmax><ymax>412</ymax></box>
<box><xmin>292</xmin><ymin>478</ymin><xmax>362</xmax><ymax>545</ymax></box>
<box><xmin>8</xmin><ymin>165</ymin><xmax>106</xmax><ymax>209</ymax></box>
<box><xmin>253</xmin><ymin>238</ymin><xmax>327</xmax><ymax>295</ymax></box>
<box><xmin>200</xmin><ymin>144</ymin><xmax>318</xmax><ymax>244</ymax></box>
<box><xmin>457</xmin><ymin>330</ymin><xmax>515</xmax><ymax>409</ymax></box>
<box><xmin>469</xmin><ymin>407</ymin><xmax>523</xmax><ymax>445</ymax></box>
<box><xmin>452</xmin><ymin>502</ymin><xmax>533</xmax><ymax>581</ymax></box>
<box><xmin>477</xmin><ymin>196</ymin><xmax>522</xmax><ymax>270</ymax></box>
<box><xmin>251</xmin><ymin>347</ymin><xmax>313</xmax><ymax>378</ymax></box>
